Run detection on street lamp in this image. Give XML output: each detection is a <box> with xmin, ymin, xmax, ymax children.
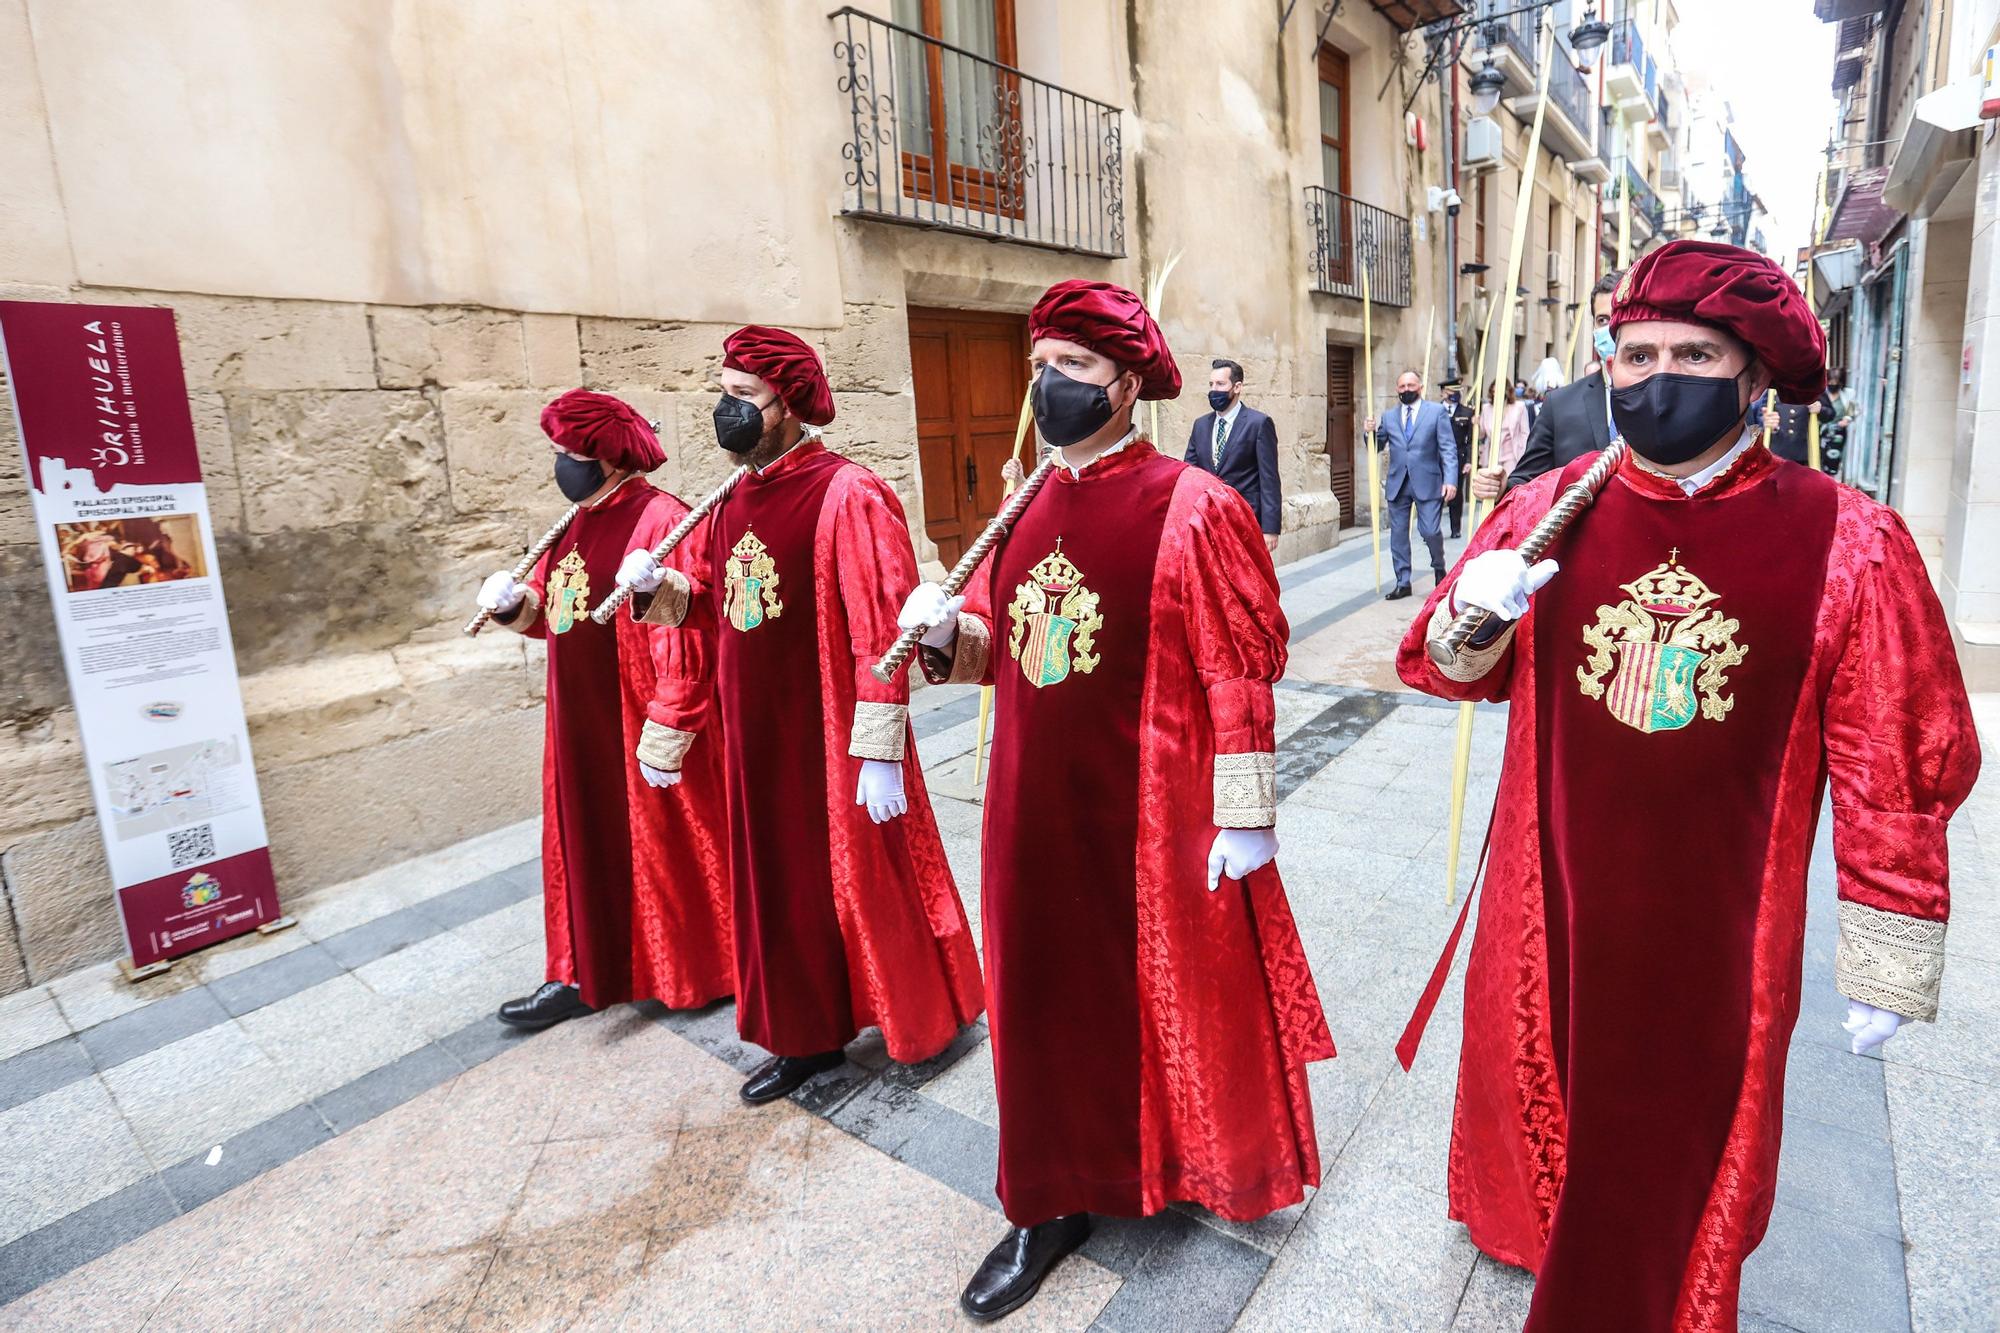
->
<box><xmin>1468</xmin><ymin>55</ymin><xmax>1506</xmax><ymax>117</ymax></box>
<box><xmin>1568</xmin><ymin>5</ymin><xmax>1611</xmax><ymax>74</ymax></box>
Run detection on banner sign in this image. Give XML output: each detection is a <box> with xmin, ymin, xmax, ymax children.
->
<box><xmin>1</xmin><ymin>301</ymin><xmax>280</xmax><ymax>967</ymax></box>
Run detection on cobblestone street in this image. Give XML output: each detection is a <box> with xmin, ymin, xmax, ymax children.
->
<box><xmin>2</xmin><ymin>536</ymin><xmax>1994</xmax><ymax>1331</ymax></box>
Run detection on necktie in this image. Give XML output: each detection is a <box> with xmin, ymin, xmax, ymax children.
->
<box><xmin>1214</xmin><ymin>415</ymin><xmax>1230</xmax><ymax>467</ymax></box>
<box><xmin>1404</xmin><ymin>406</ymin><xmax>1414</xmax><ymax>441</ymax></box>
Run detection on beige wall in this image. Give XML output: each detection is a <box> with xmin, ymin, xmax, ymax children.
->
<box><xmin>0</xmin><ymin>0</ymin><xmax>1497</xmax><ymax>991</ymax></box>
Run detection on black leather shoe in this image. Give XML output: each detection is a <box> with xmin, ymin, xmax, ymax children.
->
<box><xmin>1384</xmin><ymin>584</ymin><xmax>1414</xmax><ymax>601</ymax></box>
<box><xmin>739</xmin><ymin>1050</ymin><xmax>846</xmax><ymax>1105</ymax></box>
<box><xmin>1433</xmin><ymin>567</ymin><xmax>1448</xmax><ymax>586</ymax></box>
<box><xmin>961</xmin><ymin>1215</ymin><xmax>1092</xmax><ymax>1321</ymax></box>
<box><xmin>496</xmin><ymin>982</ymin><xmax>592</xmax><ymax>1031</ymax></box>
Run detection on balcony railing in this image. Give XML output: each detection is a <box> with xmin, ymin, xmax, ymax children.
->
<box><xmin>1609</xmin><ymin>20</ymin><xmax>1659</xmax><ymax>95</ymax></box>
<box><xmin>831</xmin><ymin>7</ymin><xmax>1125</xmax><ymax>257</ymax></box>
<box><xmin>1612</xmin><ymin>162</ymin><xmax>1665</xmax><ymax>232</ymax></box>
<box><xmin>1305</xmin><ymin>187</ymin><xmax>1412</xmax><ymax>307</ymax></box>
<box><xmin>1546</xmin><ymin>43</ymin><xmax>1595</xmax><ymax>143</ymax></box>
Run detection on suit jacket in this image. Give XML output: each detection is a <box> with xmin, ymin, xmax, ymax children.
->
<box><xmin>1504</xmin><ymin>370</ymin><xmax>1611</xmax><ymax>493</ymax></box>
<box><xmin>1185</xmin><ymin>404</ymin><xmax>1282</xmax><ymax>533</ymax></box>
<box><xmin>1373</xmin><ymin>398</ymin><xmax>1458</xmax><ymax>501</ymax></box>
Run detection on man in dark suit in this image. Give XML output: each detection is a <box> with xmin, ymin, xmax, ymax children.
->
<box><xmin>1441</xmin><ymin>379</ymin><xmax>1474</xmax><ymax>538</ymax></box>
<box><xmin>1185</xmin><ymin>359</ymin><xmax>1281</xmax><ymax>554</ymax></box>
<box><xmin>1475</xmin><ymin>270</ymin><xmax>1621</xmax><ymax>498</ymax></box>
<box><xmin>1367</xmin><ymin>368</ymin><xmax>1458</xmax><ymax>599</ymax></box>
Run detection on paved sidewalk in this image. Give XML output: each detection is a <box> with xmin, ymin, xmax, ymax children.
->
<box><xmin>0</xmin><ymin>533</ymin><xmax>1994</xmax><ymax>1330</ymax></box>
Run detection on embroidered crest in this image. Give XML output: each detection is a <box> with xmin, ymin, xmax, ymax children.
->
<box><xmin>1615</xmin><ymin>268</ymin><xmax>1635</xmax><ymax>305</ymax></box>
<box><xmin>722</xmin><ymin>527</ymin><xmax>783</xmax><ymax>633</ymax></box>
<box><xmin>1007</xmin><ymin>540</ymin><xmax>1103</xmax><ymax>688</ymax></box>
<box><xmin>1577</xmin><ymin>550</ymin><xmax>1746</xmax><ymax>734</ymax></box>
<box><xmin>545</xmin><ymin>549</ymin><xmax>590</xmax><ymax>635</ymax></box>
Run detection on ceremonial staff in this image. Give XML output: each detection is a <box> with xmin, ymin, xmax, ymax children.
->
<box><xmin>872</xmin><ymin>457</ymin><xmax>1057</xmax><ymax>684</ymax></box>
<box><xmin>586</xmin><ymin>465</ymin><xmax>752</xmax><ymax>625</ymax></box>
<box><xmin>463</xmin><ymin>503</ymin><xmax>580</xmax><ymax>637</ymax></box>
<box><xmin>1442</xmin><ymin>17</ymin><xmax>1556</xmax><ymax>902</ymax></box>
<box><xmin>1361</xmin><ymin>259</ymin><xmax>1383</xmax><ymax>592</ymax></box>
<box><xmin>1427</xmin><ymin>439</ymin><xmax>1630</xmax><ymax>664</ymax></box>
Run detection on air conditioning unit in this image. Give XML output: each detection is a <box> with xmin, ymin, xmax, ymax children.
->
<box><xmin>1464</xmin><ymin>116</ymin><xmax>1503</xmax><ymax>173</ymax></box>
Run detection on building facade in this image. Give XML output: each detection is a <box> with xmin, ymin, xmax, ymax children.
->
<box><xmin>0</xmin><ymin>0</ymin><xmax>1697</xmax><ymax>991</ymax></box>
<box><xmin>1809</xmin><ymin>0</ymin><xmax>1999</xmax><ymax>691</ymax></box>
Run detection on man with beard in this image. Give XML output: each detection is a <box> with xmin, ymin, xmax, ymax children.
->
<box><xmin>900</xmin><ymin>280</ymin><xmax>1334</xmax><ymax>1321</ymax></box>
<box><xmin>1398</xmin><ymin>241</ymin><xmax>1978</xmax><ymax>1331</ymax></box>
<box><xmin>615</xmin><ymin>325</ymin><xmax>982</xmax><ymax>1105</ymax></box>
<box><xmin>476</xmin><ymin>390</ymin><xmax>734</xmax><ymax>1030</ymax></box>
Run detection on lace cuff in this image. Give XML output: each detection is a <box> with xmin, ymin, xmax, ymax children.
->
<box><xmin>1835</xmin><ymin>900</ymin><xmax>1946</xmax><ymax>1022</ymax></box>
<box><xmin>634</xmin><ymin>568</ymin><xmax>692</xmax><ymax>628</ymax></box>
<box><xmin>1424</xmin><ymin>597</ymin><xmax>1516</xmax><ymax>684</ymax></box>
<box><xmin>635</xmin><ymin>719</ymin><xmax>697</xmax><ymax>772</ymax></box>
<box><xmin>918</xmin><ymin>612</ymin><xmax>991</xmax><ymax>686</ymax></box>
<box><xmin>1214</xmin><ymin>752</ymin><xmax>1278</xmax><ymax>828</ymax></box>
<box><xmin>849</xmin><ymin>702</ymin><xmax>908</xmax><ymax>762</ymax></box>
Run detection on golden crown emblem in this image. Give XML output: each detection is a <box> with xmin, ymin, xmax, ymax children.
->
<box><xmin>1618</xmin><ymin>553</ymin><xmax>1718</xmax><ymax>618</ymax></box>
<box><xmin>1027</xmin><ymin>542</ymin><xmax>1083</xmax><ymax>594</ymax></box>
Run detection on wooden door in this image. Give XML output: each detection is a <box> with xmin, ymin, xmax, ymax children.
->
<box><xmin>908</xmin><ymin>307</ymin><xmax>1030</xmax><ymax>563</ymax></box>
<box><xmin>1325</xmin><ymin>343</ymin><xmax>1356</xmax><ymax>526</ymax></box>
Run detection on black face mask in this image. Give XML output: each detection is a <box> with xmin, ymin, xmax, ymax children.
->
<box><xmin>1610</xmin><ymin>371</ymin><xmax>1748</xmax><ymax>467</ymax></box>
<box><xmin>1207</xmin><ymin>388</ymin><xmax>1234</xmax><ymax>412</ymax></box>
<box><xmin>1398</xmin><ymin>389</ymin><xmax>1421</xmax><ymax>406</ymax></box>
<box><xmin>1033</xmin><ymin>365</ymin><xmax>1119</xmax><ymax>448</ymax></box>
<box><xmin>713</xmin><ymin>393</ymin><xmax>771</xmax><ymax>454</ymax></box>
<box><xmin>554</xmin><ymin>454</ymin><xmax>606</xmax><ymax>502</ymax></box>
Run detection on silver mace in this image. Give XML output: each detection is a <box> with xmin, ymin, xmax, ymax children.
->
<box><xmin>587</xmin><ymin>465</ymin><xmax>752</xmax><ymax>625</ymax></box>
<box><xmin>872</xmin><ymin>456</ymin><xmax>1057</xmax><ymax>684</ymax></box>
<box><xmin>463</xmin><ymin>504</ymin><xmax>582</xmax><ymax>637</ymax></box>
<box><xmin>1427</xmin><ymin>440</ymin><xmax>1629</xmax><ymax>667</ymax></box>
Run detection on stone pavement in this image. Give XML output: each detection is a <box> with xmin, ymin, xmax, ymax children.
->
<box><xmin>1</xmin><ymin>532</ymin><xmax>1995</xmax><ymax>1330</ymax></box>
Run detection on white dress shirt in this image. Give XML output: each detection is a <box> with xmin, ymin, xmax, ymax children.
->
<box><xmin>1633</xmin><ymin>428</ymin><xmax>1757</xmax><ymax>497</ymax></box>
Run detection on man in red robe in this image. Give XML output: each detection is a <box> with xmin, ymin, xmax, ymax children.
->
<box><xmin>614</xmin><ymin>325</ymin><xmax>982</xmax><ymax>1106</ymax></box>
<box><xmin>900</xmin><ymin>280</ymin><xmax>1335</xmax><ymax>1321</ymax></box>
<box><xmin>1397</xmin><ymin>241</ymin><xmax>1980</xmax><ymax>1332</ymax></box>
<box><xmin>475</xmin><ymin>390</ymin><xmax>734</xmax><ymax>1029</ymax></box>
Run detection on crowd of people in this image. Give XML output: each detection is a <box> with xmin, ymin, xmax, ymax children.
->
<box><xmin>465</xmin><ymin>241</ymin><xmax>1976</xmax><ymax>1330</ymax></box>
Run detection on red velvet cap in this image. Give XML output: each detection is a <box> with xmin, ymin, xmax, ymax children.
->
<box><xmin>1609</xmin><ymin>240</ymin><xmax>1827</xmax><ymax>403</ymax></box>
<box><xmin>1028</xmin><ymin>280</ymin><xmax>1182</xmax><ymax>400</ymax></box>
<box><xmin>538</xmin><ymin>389</ymin><xmax>664</xmax><ymax>471</ymax></box>
<box><xmin>722</xmin><ymin>325</ymin><xmax>836</xmax><ymax>426</ymax></box>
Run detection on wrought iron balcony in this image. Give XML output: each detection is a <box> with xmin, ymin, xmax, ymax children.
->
<box><xmin>831</xmin><ymin>6</ymin><xmax>1124</xmax><ymax>258</ymax></box>
<box><xmin>1611</xmin><ymin>162</ymin><xmax>1665</xmax><ymax>234</ymax></box>
<box><xmin>1304</xmin><ymin>187</ymin><xmax>1412</xmax><ymax>307</ymax></box>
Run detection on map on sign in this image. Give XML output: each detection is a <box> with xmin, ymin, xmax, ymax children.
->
<box><xmin>103</xmin><ymin>738</ymin><xmax>249</xmax><ymax>840</ymax></box>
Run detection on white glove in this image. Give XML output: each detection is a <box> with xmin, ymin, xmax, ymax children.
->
<box><xmin>897</xmin><ymin>583</ymin><xmax>965</xmax><ymax>650</ymax></box>
<box><xmin>855</xmin><ymin>759</ymin><xmax>908</xmax><ymax>824</ymax></box>
<box><xmin>478</xmin><ymin>570</ymin><xmax>526</xmax><ymax>613</ymax></box>
<box><xmin>639</xmin><ymin>762</ymin><xmax>681</xmax><ymax>789</ymax></box>
<box><xmin>1206</xmin><ymin>827</ymin><xmax>1279</xmax><ymax>892</ymax></box>
<box><xmin>617</xmin><ymin>548</ymin><xmax>666</xmax><ymax>594</ymax></box>
<box><xmin>1449</xmin><ymin>549</ymin><xmax>1560</xmax><ymax>622</ymax></box>
<box><xmin>1843</xmin><ymin>1000</ymin><xmax>1903</xmax><ymax>1055</ymax></box>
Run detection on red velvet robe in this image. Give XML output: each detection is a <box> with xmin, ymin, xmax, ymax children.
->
<box><xmin>923</xmin><ymin>441</ymin><xmax>1335</xmax><ymax>1226</ymax></box>
<box><xmin>646</xmin><ymin>438</ymin><xmax>982</xmax><ymax>1062</ymax></box>
<box><xmin>509</xmin><ymin>478</ymin><xmax>734</xmax><ymax>1011</ymax></box>
<box><xmin>1397</xmin><ymin>446</ymin><xmax>1979</xmax><ymax>1332</ymax></box>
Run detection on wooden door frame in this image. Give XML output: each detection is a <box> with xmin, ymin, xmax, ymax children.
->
<box><xmin>899</xmin><ymin>0</ymin><xmax>1025</xmax><ymax>218</ymax></box>
<box><xmin>1318</xmin><ymin>44</ymin><xmax>1354</xmax><ymax>284</ymax></box>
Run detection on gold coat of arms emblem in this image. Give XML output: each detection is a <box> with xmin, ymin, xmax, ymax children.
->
<box><xmin>722</xmin><ymin>527</ymin><xmax>783</xmax><ymax>633</ymax></box>
<box><xmin>1577</xmin><ymin>551</ymin><xmax>1746</xmax><ymax>734</ymax></box>
<box><xmin>1007</xmin><ymin>541</ymin><xmax>1103</xmax><ymax>688</ymax></box>
<box><xmin>545</xmin><ymin>549</ymin><xmax>590</xmax><ymax>635</ymax></box>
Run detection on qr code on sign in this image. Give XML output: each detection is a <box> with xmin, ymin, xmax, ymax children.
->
<box><xmin>167</xmin><ymin>823</ymin><xmax>216</xmax><ymax>869</ymax></box>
